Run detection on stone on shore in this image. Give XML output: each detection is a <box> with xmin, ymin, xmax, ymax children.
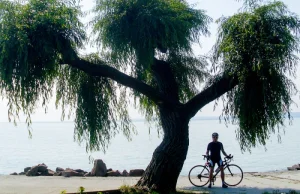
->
<box><xmin>122</xmin><ymin>170</ymin><xmax>129</xmax><ymax>176</ymax></box>
<box><xmin>41</xmin><ymin>169</ymin><xmax>55</xmax><ymax>176</ymax></box>
<box><xmin>10</xmin><ymin>172</ymin><xmax>18</xmax><ymax>175</ymax></box>
<box><xmin>26</xmin><ymin>163</ymin><xmax>48</xmax><ymax>176</ymax></box>
<box><xmin>91</xmin><ymin>159</ymin><xmax>107</xmax><ymax>176</ymax></box>
<box><xmin>107</xmin><ymin>170</ymin><xmax>121</xmax><ymax>177</ymax></box>
<box><xmin>288</xmin><ymin>164</ymin><xmax>300</xmax><ymax>171</ymax></box>
<box><xmin>62</xmin><ymin>170</ymin><xmax>82</xmax><ymax>177</ymax></box>
<box><xmin>107</xmin><ymin>168</ymin><xmax>113</xmax><ymax>172</ymax></box>
<box><xmin>18</xmin><ymin>172</ymin><xmax>26</xmax><ymax>175</ymax></box>
<box><xmin>24</xmin><ymin>167</ymin><xmax>31</xmax><ymax>173</ymax></box>
<box><xmin>74</xmin><ymin>169</ymin><xmax>85</xmax><ymax>173</ymax></box>
<box><xmin>56</xmin><ymin>167</ymin><xmax>64</xmax><ymax>172</ymax></box>
<box><xmin>129</xmin><ymin>169</ymin><xmax>145</xmax><ymax>177</ymax></box>
<box><xmin>84</xmin><ymin>172</ymin><xmax>92</xmax><ymax>177</ymax></box>
<box><xmin>53</xmin><ymin>172</ymin><xmax>62</xmax><ymax>176</ymax></box>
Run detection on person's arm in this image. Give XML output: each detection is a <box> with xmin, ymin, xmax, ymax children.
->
<box><xmin>206</xmin><ymin>143</ymin><xmax>210</xmax><ymax>156</ymax></box>
<box><xmin>221</xmin><ymin>143</ymin><xmax>229</xmax><ymax>157</ymax></box>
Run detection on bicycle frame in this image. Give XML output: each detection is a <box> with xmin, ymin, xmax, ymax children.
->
<box><xmin>200</xmin><ymin>157</ymin><xmax>233</xmax><ymax>183</ymax></box>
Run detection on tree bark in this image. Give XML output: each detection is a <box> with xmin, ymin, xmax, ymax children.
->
<box><xmin>136</xmin><ymin>59</ymin><xmax>188</xmax><ymax>193</ymax></box>
<box><xmin>136</xmin><ymin>109</ymin><xmax>189</xmax><ymax>193</ymax></box>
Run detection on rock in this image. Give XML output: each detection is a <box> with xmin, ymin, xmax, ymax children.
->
<box><xmin>74</xmin><ymin>169</ymin><xmax>85</xmax><ymax>173</ymax></box>
<box><xmin>26</xmin><ymin>165</ymin><xmax>39</xmax><ymax>176</ymax></box>
<box><xmin>129</xmin><ymin>169</ymin><xmax>145</xmax><ymax>177</ymax></box>
<box><xmin>53</xmin><ymin>172</ymin><xmax>62</xmax><ymax>176</ymax></box>
<box><xmin>19</xmin><ymin>172</ymin><xmax>26</xmax><ymax>175</ymax></box>
<box><xmin>66</xmin><ymin>168</ymin><xmax>73</xmax><ymax>171</ymax></box>
<box><xmin>122</xmin><ymin>170</ymin><xmax>129</xmax><ymax>177</ymax></box>
<box><xmin>107</xmin><ymin>170</ymin><xmax>121</xmax><ymax>177</ymax></box>
<box><xmin>62</xmin><ymin>170</ymin><xmax>83</xmax><ymax>177</ymax></box>
<box><xmin>288</xmin><ymin>164</ymin><xmax>300</xmax><ymax>171</ymax></box>
<box><xmin>56</xmin><ymin>167</ymin><xmax>64</xmax><ymax>172</ymax></box>
<box><xmin>10</xmin><ymin>172</ymin><xmax>18</xmax><ymax>175</ymax></box>
<box><xmin>84</xmin><ymin>172</ymin><xmax>92</xmax><ymax>177</ymax></box>
<box><xmin>288</xmin><ymin>167</ymin><xmax>296</xmax><ymax>171</ymax></box>
<box><xmin>91</xmin><ymin>159</ymin><xmax>107</xmax><ymax>177</ymax></box>
<box><xmin>41</xmin><ymin>169</ymin><xmax>55</xmax><ymax>176</ymax></box>
<box><xmin>24</xmin><ymin>167</ymin><xmax>31</xmax><ymax>173</ymax></box>
<box><xmin>292</xmin><ymin>164</ymin><xmax>300</xmax><ymax>170</ymax></box>
<box><xmin>107</xmin><ymin>168</ymin><xmax>113</xmax><ymax>172</ymax></box>
<box><xmin>38</xmin><ymin>163</ymin><xmax>48</xmax><ymax>173</ymax></box>
<box><xmin>26</xmin><ymin>163</ymin><xmax>48</xmax><ymax>176</ymax></box>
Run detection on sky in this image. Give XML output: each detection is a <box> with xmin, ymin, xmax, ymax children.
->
<box><xmin>0</xmin><ymin>0</ymin><xmax>299</xmax><ymax>122</ymax></box>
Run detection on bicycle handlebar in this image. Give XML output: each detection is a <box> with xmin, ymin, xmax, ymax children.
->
<box><xmin>202</xmin><ymin>155</ymin><xmax>233</xmax><ymax>161</ymax></box>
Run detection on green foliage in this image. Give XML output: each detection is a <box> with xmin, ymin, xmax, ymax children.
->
<box><xmin>78</xmin><ymin>186</ymin><xmax>85</xmax><ymax>194</ymax></box>
<box><xmin>92</xmin><ymin>0</ymin><xmax>211</xmax><ymax>76</ymax></box>
<box><xmin>0</xmin><ymin>0</ymin><xmax>85</xmax><ymax>124</ymax></box>
<box><xmin>213</xmin><ymin>1</ymin><xmax>300</xmax><ymax>151</ymax></box>
<box><xmin>56</xmin><ymin>54</ymin><xmax>134</xmax><ymax>152</ymax></box>
<box><xmin>60</xmin><ymin>190</ymin><xmax>67</xmax><ymax>194</ymax></box>
<box><xmin>92</xmin><ymin>0</ymin><xmax>210</xmax><ymax>129</ymax></box>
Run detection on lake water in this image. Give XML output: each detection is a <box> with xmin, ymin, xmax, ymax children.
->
<box><xmin>0</xmin><ymin>118</ymin><xmax>299</xmax><ymax>175</ymax></box>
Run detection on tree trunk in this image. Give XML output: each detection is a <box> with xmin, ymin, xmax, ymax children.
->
<box><xmin>136</xmin><ymin>109</ymin><xmax>189</xmax><ymax>193</ymax></box>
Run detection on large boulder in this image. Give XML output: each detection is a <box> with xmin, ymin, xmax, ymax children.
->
<box><xmin>19</xmin><ymin>172</ymin><xmax>26</xmax><ymax>175</ymax></box>
<box><xmin>26</xmin><ymin>164</ymin><xmax>48</xmax><ymax>176</ymax></box>
<box><xmin>91</xmin><ymin>159</ymin><xmax>107</xmax><ymax>176</ymax></box>
<box><xmin>24</xmin><ymin>167</ymin><xmax>31</xmax><ymax>173</ymax></box>
<box><xmin>122</xmin><ymin>170</ymin><xmax>129</xmax><ymax>177</ymax></box>
<box><xmin>62</xmin><ymin>170</ymin><xmax>83</xmax><ymax>177</ymax></box>
<box><xmin>54</xmin><ymin>172</ymin><xmax>62</xmax><ymax>176</ymax></box>
<box><xmin>26</xmin><ymin>166</ymin><xmax>39</xmax><ymax>176</ymax></box>
<box><xmin>287</xmin><ymin>164</ymin><xmax>300</xmax><ymax>171</ymax></box>
<box><xmin>129</xmin><ymin>169</ymin><xmax>145</xmax><ymax>177</ymax></box>
<box><xmin>10</xmin><ymin>172</ymin><xmax>18</xmax><ymax>175</ymax></box>
<box><xmin>107</xmin><ymin>168</ymin><xmax>113</xmax><ymax>172</ymax></box>
<box><xmin>41</xmin><ymin>169</ymin><xmax>55</xmax><ymax>176</ymax></box>
<box><xmin>74</xmin><ymin>169</ymin><xmax>86</xmax><ymax>173</ymax></box>
<box><xmin>56</xmin><ymin>167</ymin><xmax>64</xmax><ymax>172</ymax></box>
<box><xmin>84</xmin><ymin>172</ymin><xmax>92</xmax><ymax>177</ymax></box>
<box><xmin>37</xmin><ymin>163</ymin><xmax>48</xmax><ymax>173</ymax></box>
<box><xmin>107</xmin><ymin>170</ymin><xmax>121</xmax><ymax>177</ymax></box>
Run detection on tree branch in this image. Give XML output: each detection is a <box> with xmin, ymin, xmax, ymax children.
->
<box><xmin>185</xmin><ymin>75</ymin><xmax>239</xmax><ymax>119</ymax></box>
<box><xmin>62</xmin><ymin>53</ymin><xmax>174</xmax><ymax>107</ymax></box>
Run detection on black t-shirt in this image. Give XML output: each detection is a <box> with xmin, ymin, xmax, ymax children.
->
<box><xmin>207</xmin><ymin>141</ymin><xmax>223</xmax><ymax>161</ymax></box>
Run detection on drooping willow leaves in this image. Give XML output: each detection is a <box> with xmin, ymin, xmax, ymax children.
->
<box><xmin>213</xmin><ymin>1</ymin><xmax>300</xmax><ymax>151</ymax></box>
<box><xmin>0</xmin><ymin>0</ymin><xmax>85</xmax><ymax>124</ymax></box>
<box><xmin>92</xmin><ymin>0</ymin><xmax>211</xmax><ymax>126</ymax></box>
<box><xmin>56</xmin><ymin>55</ymin><xmax>134</xmax><ymax>152</ymax></box>
<box><xmin>91</xmin><ymin>0</ymin><xmax>211</xmax><ymax>79</ymax></box>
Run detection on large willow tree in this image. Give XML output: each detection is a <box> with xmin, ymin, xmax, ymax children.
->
<box><xmin>1</xmin><ymin>0</ymin><xmax>299</xmax><ymax>192</ymax></box>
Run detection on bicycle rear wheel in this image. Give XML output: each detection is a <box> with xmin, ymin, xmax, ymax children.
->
<box><xmin>224</xmin><ymin>164</ymin><xmax>243</xmax><ymax>186</ymax></box>
<box><xmin>188</xmin><ymin>165</ymin><xmax>210</xmax><ymax>187</ymax></box>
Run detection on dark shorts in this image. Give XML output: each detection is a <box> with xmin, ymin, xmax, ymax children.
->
<box><xmin>208</xmin><ymin>158</ymin><xmax>223</xmax><ymax>168</ymax></box>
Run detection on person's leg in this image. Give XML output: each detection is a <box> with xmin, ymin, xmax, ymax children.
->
<box><xmin>220</xmin><ymin>166</ymin><xmax>224</xmax><ymax>182</ymax></box>
<box><xmin>220</xmin><ymin>160</ymin><xmax>228</xmax><ymax>188</ymax></box>
<box><xmin>208</xmin><ymin>161</ymin><xmax>214</xmax><ymax>188</ymax></box>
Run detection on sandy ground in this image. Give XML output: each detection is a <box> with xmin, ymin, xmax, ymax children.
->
<box><xmin>0</xmin><ymin>171</ymin><xmax>300</xmax><ymax>194</ymax></box>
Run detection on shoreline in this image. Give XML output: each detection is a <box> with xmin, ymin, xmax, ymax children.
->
<box><xmin>1</xmin><ymin>170</ymin><xmax>300</xmax><ymax>194</ymax></box>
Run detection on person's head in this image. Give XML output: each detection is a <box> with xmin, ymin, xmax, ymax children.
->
<box><xmin>212</xmin><ymin>132</ymin><xmax>219</xmax><ymax>142</ymax></box>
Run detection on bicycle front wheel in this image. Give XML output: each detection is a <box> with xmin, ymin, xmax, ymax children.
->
<box><xmin>224</xmin><ymin>164</ymin><xmax>243</xmax><ymax>186</ymax></box>
<box><xmin>188</xmin><ymin>165</ymin><xmax>210</xmax><ymax>187</ymax></box>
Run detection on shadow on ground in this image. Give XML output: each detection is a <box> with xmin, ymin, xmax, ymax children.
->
<box><xmin>181</xmin><ymin>186</ymin><xmax>300</xmax><ymax>194</ymax></box>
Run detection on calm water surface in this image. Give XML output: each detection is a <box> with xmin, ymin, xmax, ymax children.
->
<box><xmin>0</xmin><ymin>118</ymin><xmax>299</xmax><ymax>175</ymax></box>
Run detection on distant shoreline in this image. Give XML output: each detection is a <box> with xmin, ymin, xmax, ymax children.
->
<box><xmin>1</xmin><ymin>112</ymin><xmax>299</xmax><ymax>123</ymax></box>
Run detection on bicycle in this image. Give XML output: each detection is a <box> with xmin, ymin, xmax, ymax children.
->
<box><xmin>188</xmin><ymin>155</ymin><xmax>243</xmax><ymax>187</ymax></box>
